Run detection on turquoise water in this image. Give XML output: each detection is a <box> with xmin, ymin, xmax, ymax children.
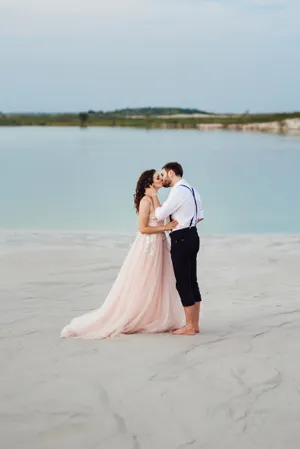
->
<box><xmin>0</xmin><ymin>127</ymin><xmax>299</xmax><ymax>234</ymax></box>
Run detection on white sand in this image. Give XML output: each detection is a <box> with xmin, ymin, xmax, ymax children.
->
<box><xmin>1</xmin><ymin>231</ymin><xmax>300</xmax><ymax>449</ymax></box>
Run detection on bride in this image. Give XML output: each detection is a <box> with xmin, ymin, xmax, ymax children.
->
<box><xmin>61</xmin><ymin>169</ymin><xmax>185</xmax><ymax>339</ymax></box>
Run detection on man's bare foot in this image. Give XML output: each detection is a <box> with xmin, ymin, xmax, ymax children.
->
<box><xmin>195</xmin><ymin>326</ymin><xmax>200</xmax><ymax>334</ymax></box>
<box><xmin>172</xmin><ymin>326</ymin><xmax>196</xmax><ymax>336</ymax></box>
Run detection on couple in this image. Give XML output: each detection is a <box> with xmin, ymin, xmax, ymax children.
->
<box><xmin>61</xmin><ymin>162</ymin><xmax>204</xmax><ymax>339</ymax></box>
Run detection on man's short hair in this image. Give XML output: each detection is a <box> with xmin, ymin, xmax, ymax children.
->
<box><xmin>162</xmin><ymin>162</ymin><xmax>183</xmax><ymax>177</ymax></box>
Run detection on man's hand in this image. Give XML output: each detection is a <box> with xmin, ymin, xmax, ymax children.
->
<box><xmin>145</xmin><ymin>186</ymin><xmax>157</xmax><ymax>198</ymax></box>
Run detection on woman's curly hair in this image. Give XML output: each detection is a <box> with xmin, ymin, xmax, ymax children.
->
<box><xmin>133</xmin><ymin>169</ymin><xmax>156</xmax><ymax>213</ymax></box>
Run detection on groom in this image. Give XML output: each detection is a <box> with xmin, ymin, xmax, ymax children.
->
<box><xmin>147</xmin><ymin>162</ymin><xmax>204</xmax><ymax>335</ymax></box>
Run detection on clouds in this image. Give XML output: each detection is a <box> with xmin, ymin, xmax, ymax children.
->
<box><xmin>1</xmin><ymin>0</ymin><xmax>144</xmax><ymax>14</ymax></box>
<box><xmin>0</xmin><ymin>0</ymin><xmax>151</xmax><ymax>37</ymax></box>
<box><xmin>0</xmin><ymin>0</ymin><xmax>299</xmax><ymax>112</ymax></box>
<box><xmin>0</xmin><ymin>0</ymin><xmax>298</xmax><ymax>38</ymax></box>
<box><xmin>248</xmin><ymin>0</ymin><xmax>293</xmax><ymax>6</ymax></box>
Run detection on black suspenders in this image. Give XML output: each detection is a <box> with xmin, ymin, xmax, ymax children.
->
<box><xmin>169</xmin><ymin>185</ymin><xmax>198</xmax><ymax>227</ymax></box>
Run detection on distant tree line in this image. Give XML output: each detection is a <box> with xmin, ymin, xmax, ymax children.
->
<box><xmin>108</xmin><ymin>107</ymin><xmax>210</xmax><ymax>116</ymax></box>
<box><xmin>1</xmin><ymin>110</ymin><xmax>300</xmax><ymax>131</ymax></box>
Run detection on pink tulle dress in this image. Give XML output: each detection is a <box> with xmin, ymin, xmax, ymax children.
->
<box><xmin>61</xmin><ymin>202</ymin><xmax>185</xmax><ymax>339</ymax></box>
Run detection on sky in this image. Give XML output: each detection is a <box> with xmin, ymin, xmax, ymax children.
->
<box><xmin>0</xmin><ymin>0</ymin><xmax>299</xmax><ymax>113</ymax></box>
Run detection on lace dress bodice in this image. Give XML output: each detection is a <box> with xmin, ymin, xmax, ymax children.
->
<box><xmin>139</xmin><ymin>197</ymin><xmax>167</xmax><ymax>256</ymax></box>
<box><xmin>142</xmin><ymin>197</ymin><xmax>164</xmax><ymax>227</ymax></box>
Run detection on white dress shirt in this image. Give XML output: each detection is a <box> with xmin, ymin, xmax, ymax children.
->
<box><xmin>155</xmin><ymin>179</ymin><xmax>204</xmax><ymax>231</ymax></box>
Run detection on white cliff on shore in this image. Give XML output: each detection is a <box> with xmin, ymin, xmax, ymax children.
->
<box><xmin>197</xmin><ymin>118</ymin><xmax>300</xmax><ymax>134</ymax></box>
